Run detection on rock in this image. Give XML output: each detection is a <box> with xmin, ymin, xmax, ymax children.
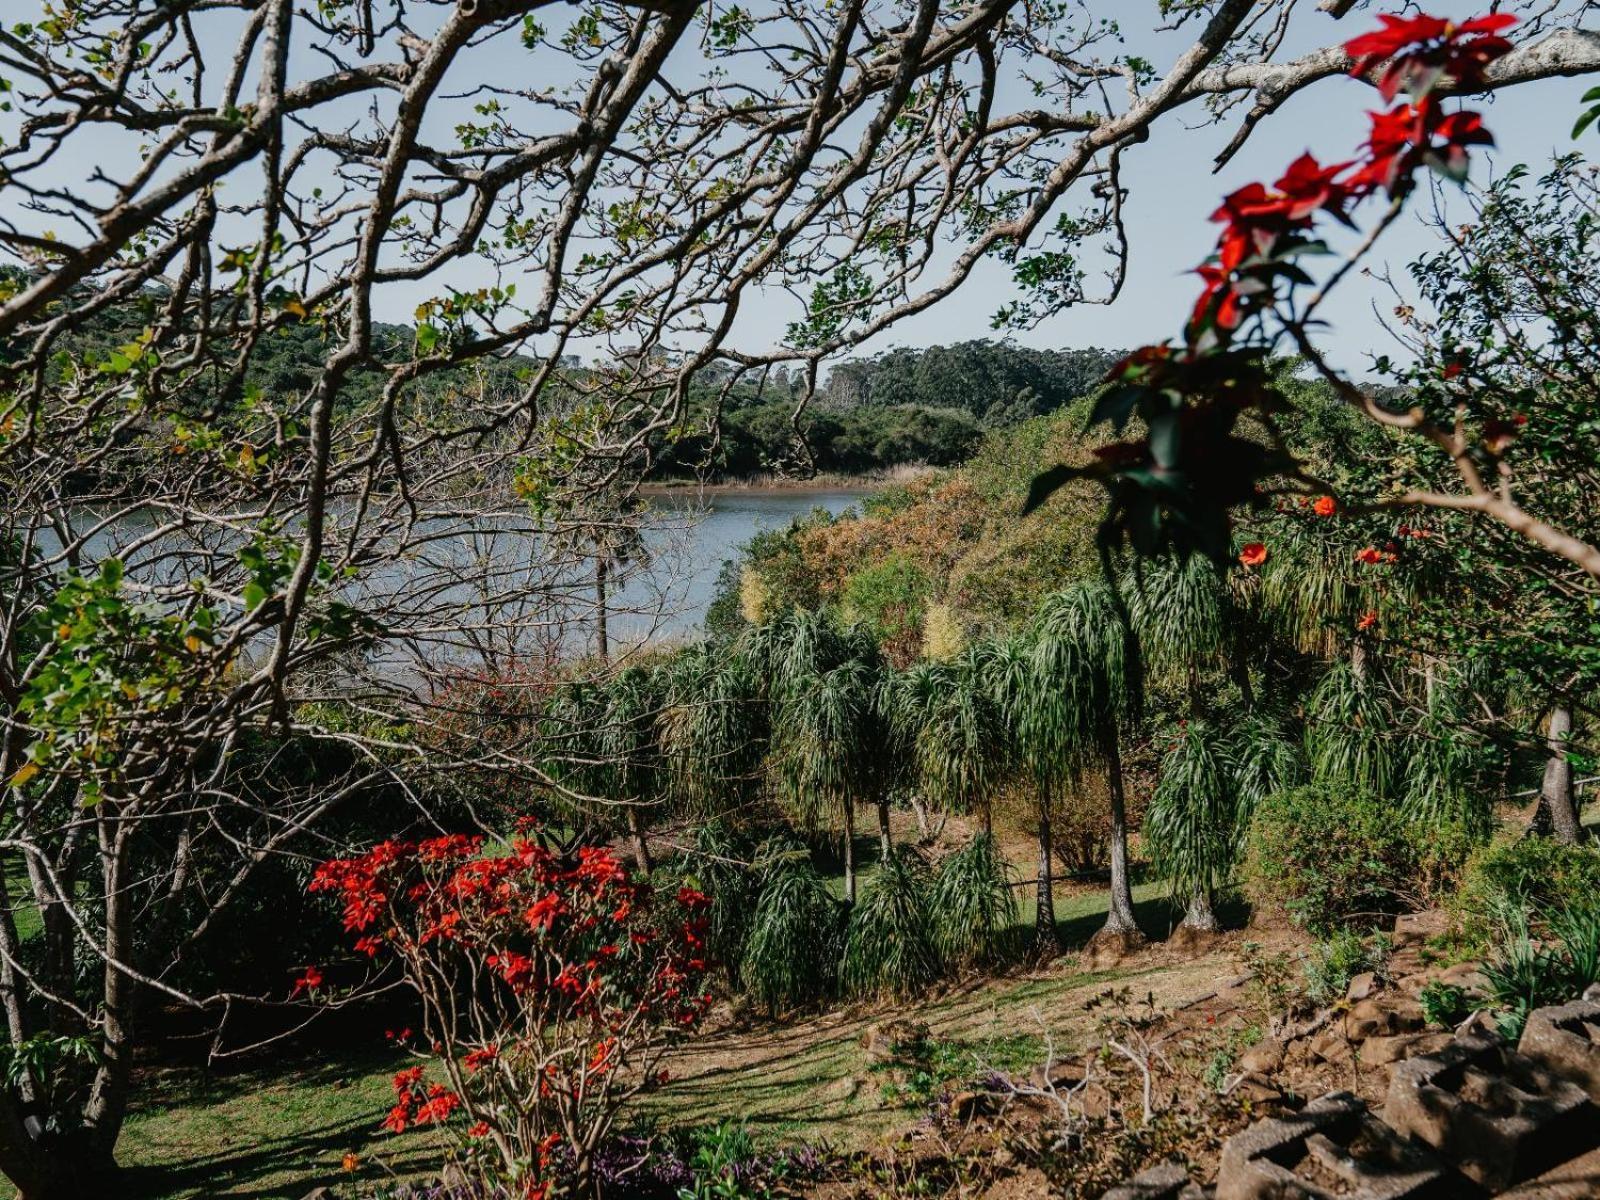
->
<box><xmin>1393</xmin><ymin>909</ymin><xmax>1449</xmax><ymax>948</ymax></box>
<box><xmin>1231</xmin><ymin>1072</ymin><xmax>1284</xmax><ymax>1104</ymax></box>
<box><xmin>1101</xmin><ymin>1161</ymin><xmax>1202</xmax><ymax>1200</ymax></box>
<box><xmin>1437</xmin><ymin>961</ymin><xmax>1488</xmax><ymax>992</ymax></box>
<box><xmin>300</xmin><ymin>1191</ymin><xmax>335</xmax><ymax>1200</ymax></box>
<box><xmin>1310</xmin><ymin>1027</ymin><xmax>1353</xmax><ymax>1065</ymax></box>
<box><xmin>1236</xmin><ymin>1038</ymin><xmax>1284</xmax><ymax>1076</ymax></box>
<box><xmin>1519</xmin><ymin>1000</ymin><xmax>1600</xmax><ymax>1102</ymax></box>
<box><xmin>1346</xmin><ymin>971</ymin><xmax>1380</xmax><ymax>1002</ymax></box>
<box><xmin>1217</xmin><ymin>1090</ymin><xmax>1446</xmax><ymax>1200</ymax></box>
<box><xmin>1360</xmin><ymin>1034</ymin><xmax>1420</xmax><ymax>1067</ymax></box>
<box><xmin>1345</xmin><ymin>996</ymin><xmax>1426</xmax><ymax>1041</ymax></box>
<box><xmin>1383</xmin><ymin>1033</ymin><xmax>1600</xmax><ymax>1193</ymax></box>
<box><xmin>1585</xmin><ymin>982</ymin><xmax>1600</xmax><ymax>1003</ymax></box>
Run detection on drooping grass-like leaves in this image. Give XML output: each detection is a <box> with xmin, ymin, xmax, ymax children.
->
<box><xmin>929</xmin><ymin>832</ymin><xmax>1019</xmax><ymax>969</ymax></box>
<box><xmin>739</xmin><ymin>840</ymin><xmax>844</xmax><ymax>1013</ymax></box>
<box><xmin>1306</xmin><ymin>660</ymin><xmax>1405</xmax><ymax>800</ymax></box>
<box><xmin>841</xmin><ymin>846</ymin><xmax>941</xmax><ymax>999</ymax></box>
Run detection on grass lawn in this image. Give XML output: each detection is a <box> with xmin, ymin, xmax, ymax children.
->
<box><xmin>100</xmin><ymin>877</ymin><xmax>1207</xmax><ymax>1200</ymax></box>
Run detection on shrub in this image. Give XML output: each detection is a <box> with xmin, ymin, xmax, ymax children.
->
<box><xmin>309</xmin><ymin>835</ymin><xmax>713</xmax><ymax>1198</ymax></box>
<box><xmin>1304</xmin><ymin>930</ymin><xmax>1392</xmax><ymax>1006</ymax></box>
<box><xmin>1452</xmin><ymin>836</ymin><xmax>1600</xmax><ymax>948</ymax></box>
<box><xmin>1243</xmin><ymin>785</ymin><xmax>1439</xmax><ymax>934</ymax></box>
<box><xmin>740</xmin><ymin>844</ymin><xmax>844</xmax><ymax>1013</ymax></box>
<box><xmin>841</xmin><ymin>847</ymin><xmax>941</xmax><ymax>998</ymax></box>
<box><xmin>928</xmin><ymin>833</ymin><xmax>1018</xmax><ymax>969</ymax></box>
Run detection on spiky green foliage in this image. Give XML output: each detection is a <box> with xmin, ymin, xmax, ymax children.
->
<box><xmin>841</xmin><ymin>847</ymin><xmax>941</xmax><ymax>998</ymax></box>
<box><xmin>885</xmin><ymin>648</ymin><xmax>1007</xmax><ymax>817</ymax></box>
<box><xmin>1145</xmin><ymin>719</ymin><xmax>1240</xmax><ymax>907</ymax></box>
<box><xmin>929</xmin><ymin>833</ymin><xmax>1019</xmax><ymax>968</ymax></box>
<box><xmin>601</xmin><ymin>663</ymin><xmax>665</xmax><ymax>820</ymax></box>
<box><xmin>1306</xmin><ymin>661</ymin><xmax>1405</xmax><ymax>799</ymax></box>
<box><xmin>1124</xmin><ymin>554</ymin><xmax>1227</xmax><ymax>686</ymax></box>
<box><xmin>686</xmin><ymin>820</ymin><xmax>761</xmax><ymax>985</ymax></box>
<box><xmin>752</xmin><ymin>609</ymin><xmax>894</xmax><ymax>827</ymax></box>
<box><xmin>659</xmin><ymin>643</ymin><xmax>768</xmax><ymax>817</ymax></box>
<box><xmin>538</xmin><ymin>677</ymin><xmax>612</xmax><ymax>829</ymax></box>
<box><xmin>1226</xmin><ymin>711</ymin><xmax>1304</xmax><ymax>814</ymax></box>
<box><xmin>740</xmin><ymin>841</ymin><xmax>844</xmax><ymax>1013</ymax></box>
<box><xmin>1402</xmin><ymin>679</ymin><xmax>1495</xmax><ymax>837</ymax></box>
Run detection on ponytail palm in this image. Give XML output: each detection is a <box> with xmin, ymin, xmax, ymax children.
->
<box><xmin>600</xmin><ymin>664</ymin><xmax>666</xmax><ymax>872</ymax></box>
<box><xmin>659</xmin><ymin>642</ymin><xmax>768</xmax><ymax>818</ymax></box>
<box><xmin>1033</xmin><ymin>581</ymin><xmax>1145</xmax><ymax>946</ymax></box>
<box><xmin>760</xmin><ymin>610</ymin><xmax>891</xmax><ymax>904</ymax></box>
<box><xmin>886</xmin><ymin>647</ymin><xmax>1008</xmax><ymax>831</ymax></box>
<box><xmin>1145</xmin><ymin>720</ymin><xmax>1237</xmax><ymax>932</ymax></box>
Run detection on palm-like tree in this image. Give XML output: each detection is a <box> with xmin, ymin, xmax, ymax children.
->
<box><xmin>658</xmin><ymin>641</ymin><xmax>768</xmax><ymax>819</ymax></box>
<box><xmin>885</xmin><ymin>645</ymin><xmax>1008</xmax><ymax>835</ymax></box>
<box><xmin>1032</xmin><ymin>581</ymin><xmax>1145</xmax><ymax>948</ymax></box>
<box><xmin>755</xmin><ymin>610</ymin><xmax>891</xmax><ymax>904</ymax></box>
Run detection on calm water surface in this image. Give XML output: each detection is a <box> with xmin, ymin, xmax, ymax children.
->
<box><xmin>611</xmin><ymin>487</ymin><xmax>870</xmax><ymax>643</ymax></box>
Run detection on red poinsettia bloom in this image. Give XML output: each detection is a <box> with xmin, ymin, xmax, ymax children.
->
<box><xmin>1239</xmin><ymin>542</ymin><xmax>1268</xmax><ymax>567</ymax></box>
<box><xmin>291</xmin><ymin>966</ymin><xmax>324</xmax><ymax>996</ymax></box>
<box><xmin>1191</xmin><ymin>265</ymin><xmax>1244</xmax><ymax>337</ymax></box>
<box><xmin>1346</xmin><ymin>13</ymin><xmax>1517</xmax><ymax>101</ymax></box>
<box><xmin>1313</xmin><ymin>495</ymin><xmax>1337</xmax><ymax>517</ymax></box>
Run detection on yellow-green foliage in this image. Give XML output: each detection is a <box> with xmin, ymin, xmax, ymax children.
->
<box><xmin>738</xmin><ymin>565</ymin><xmax>771</xmax><ymax>625</ymax></box>
<box><xmin>921</xmin><ymin>603</ymin><xmax>965</xmax><ymax>660</ymax></box>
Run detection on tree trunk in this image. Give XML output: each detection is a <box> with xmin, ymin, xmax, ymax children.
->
<box><xmin>1034</xmin><ymin>778</ymin><xmax>1060</xmax><ymax>959</ymax></box>
<box><xmin>625</xmin><ymin>805</ymin><xmax>652</xmax><ymax>875</ymax></box>
<box><xmin>876</xmin><ymin>796</ymin><xmax>892</xmax><ymax>859</ymax></box>
<box><xmin>594</xmin><ymin>556</ymin><xmax>609</xmax><ymax>663</ymax></box>
<box><xmin>1540</xmin><ymin>704</ymin><xmax>1584</xmax><ymax>844</ymax></box>
<box><xmin>1098</xmin><ymin>734</ymin><xmax>1144</xmax><ymax>940</ymax></box>
<box><xmin>12</xmin><ymin>1138</ymin><xmax>121</xmax><ymax>1200</ymax></box>
<box><xmin>908</xmin><ymin>793</ymin><xmax>931</xmax><ymax>839</ymax></box>
<box><xmin>842</xmin><ymin>798</ymin><xmax>857</xmax><ymax>906</ymax></box>
<box><xmin>1183</xmin><ymin>890</ymin><xmax>1219</xmax><ymax>932</ymax></box>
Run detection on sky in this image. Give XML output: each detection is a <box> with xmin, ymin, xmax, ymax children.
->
<box><xmin>1</xmin><ymin>1</ymin><xmax>1591</xmax><ymax>377</ymax></box>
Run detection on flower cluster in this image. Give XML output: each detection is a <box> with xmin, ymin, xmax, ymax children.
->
<box><xmin>309</xmin><ymin>833</ymin><xmax>714</xmax><ymax>1197</ymax></box>
<box><xmin>1190</xmin><ymin>14</ymin><xmax>1514</xmax><ymax>352</ymax></box>
<box><xmin>1028</xmin><ymin>12</ymin><xmax>1522</xmax><ymax>566</ymax></box>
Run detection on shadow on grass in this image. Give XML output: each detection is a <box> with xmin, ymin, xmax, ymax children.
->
<box><xmin>121</xmin><ymin>1045</ymin><xmax>433</xmax><ymax>1200</ymax></box>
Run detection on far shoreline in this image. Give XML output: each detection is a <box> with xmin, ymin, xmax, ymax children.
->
<box><xmin>640</xmin><ymin>465</ymin><xmax>933</xmax><ymax>497</ymax></box>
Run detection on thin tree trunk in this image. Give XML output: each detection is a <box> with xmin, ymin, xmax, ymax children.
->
<box><xmin>1034</xmin><ymin>778</ymin><xmax>1060</xmax><ymax>959</ymax></box>
<box><xmin>1098</xmin><ymin>734</ymin><xmax>1143</xmax><ymax>939</ymax></box>
<box><xmin>625</xmin><ymin>805</ymin><xmax>652</xmax><ymax>874</ymax></box>
<box><xmin>877</xmin><ymin>796</ymin><xmax>892</xmax><ymax>858</ymax></box>
<box><xmin>1183</xmin><ymin>890</ymin><xmax>1219</xmax><ymax>932</ymax></box>
<box><xmin>594</xmin><ymin>556</ymin><xmax>609</xmax><ymax>663</ymax></box>
<box><xmin>1351</xmin><ymin>638</ymin><xmax>1368</xmax><ymax>680</ymax></box>
<box><xmin>1541</xmin><ymin>704</ymin><xmax>1584</xmax><ymax>844</ymax></box>
<box><xmin>908</xmin><ymin>793</ymin><xmax>931</xmax><ymax>839</ymax></box>
<box><xmin>842</xmin><ymin>797</ymin><xmax>857</xmax><ymax>906</ymax></box>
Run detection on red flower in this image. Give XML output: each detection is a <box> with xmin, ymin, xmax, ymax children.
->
<box><xmin>468</xmin><ymin>1121</ymin><xmax>491</xmax><ymax>1139</ymax></box>
<box><xmin>1239</xmin><ymin>542</ymin><xmax>1268</xmax><ymax>568</ymax></box>
<box><xmin>1345</xmin><ymin>13</ymin><xmax>1517</xmax><ymax>101</ymax></box>
<box><xmin>1312</xmin><ymin>495</ymin><xmax>1337</xmax><ymax>517</ymax></box>
<box><xmin>291</xmin><ymin>966</ymin><xmax>324</xmax><ymax>996</ymax></box>
<box><xmin>464</xmin><ymin>1044</ymin><xmax>500</xmax><ymax>1072</ymax></box>
<box><xmin>1357</xmin><ymin>610</ymin><xmax>1379</xmax><ymax>631</ymax></box>
<box><xmin>1354</xmin><ymin>546</ymin><xmax>1384</xmax><ymax>565</ymax></box>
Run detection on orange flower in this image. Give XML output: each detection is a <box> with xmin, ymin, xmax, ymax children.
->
<box><xmin>342</xmin><ymin>1152</ymin><xmax>360</xmax><ymax>1174</ymax></box>
<box><xmin>1239</xmin><ymin>542</ymin><xmax>1268</xmax><ymax>567</ymax></box>
<box><xmin>1354</xmin><ymin>546</ymin><xmax>1383</xmax><ymax>565</ymax></box>
<box><xmin>1357</xmin><ymin>610</ymin><xmax>1379</xmax><ymax>631</ymax></box>
<box><xmin>1313</xmin><ymin>495</ymin><xmax>1337</xmax><ymax>517</ymax></box>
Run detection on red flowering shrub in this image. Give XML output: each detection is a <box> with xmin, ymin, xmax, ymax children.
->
<box><xmin>1024</xmin><ymin>11</ymin><xmax>1519</xmax><ymax>565</ymax></box>
<box><xmin>310</xmin><ymin>835</ymin><xmax>713</xmax><ymax>1198</ymax></box>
